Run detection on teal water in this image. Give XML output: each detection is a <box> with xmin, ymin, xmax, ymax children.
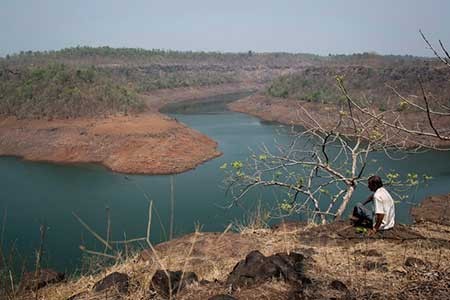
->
<box><xmin>1</xmin><ymin>98</ymin><xmax>450</xmax><ymax>274</ymax></box>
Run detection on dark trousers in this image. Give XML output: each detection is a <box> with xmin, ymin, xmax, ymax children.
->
<box><xmin>352</xmin><ymin>202</ymin><xmax>374</xmax><ymax>228</ymax></box>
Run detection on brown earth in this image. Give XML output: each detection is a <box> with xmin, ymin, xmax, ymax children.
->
<box><xmin>229</xmin><ymin>93</ymin><xmax>450</xmax><ymax>148</ymax></box>
<box><xmin>0</xmin><ymin>84</ymin><xmax>259</xmax><ymax>174</ymax></box>
<box><xmin>142</xmin><ymin>82</ymin><xmax>263</xmax><ymax>112</ymax></box>
<box><xmin>20</xmin><ymin>195</ymin><xmax>450</xmax><ymax>300</ymax></box>
<box><xmin>0</xmin><ymin>113</ymin><xmax>221</xmax><ymax>174</ymax></box>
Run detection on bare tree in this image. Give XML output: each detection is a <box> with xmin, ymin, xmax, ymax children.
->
<box><xmin>223</xmin><ymin>94</ymin><xmax>410</xmax><ymax>224</ymax></box>
<box><xmin>224</xmin><ymin>32</ymin><xmax>449</xmax><ymax>224</ymax></box>
<box><xmin>339</xmin><ymin>31</ymin><xmax>450</xmax><ymax>150</ymax></box>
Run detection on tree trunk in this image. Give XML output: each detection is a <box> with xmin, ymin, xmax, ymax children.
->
<box><xmin>335</xmin><ymin>185</ymin><xmax>355</xmax><ymax>219</ymax></box>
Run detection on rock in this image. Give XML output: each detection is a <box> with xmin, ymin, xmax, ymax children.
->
<box><xmin>404</xmin><ymin>257</ymin><xmax>427</xmax><ymax>268</ymax></box>
<box><xmin>226</xmin><ymin>250</ymin><xmax>308</xmax><ymax>289</ymax></box>
<box><xmin>20</xmin><ymin>269</ymin><xmax>65</xmax><ymax>290</ymax></box>
<box><xmin>329</xmin><ymin>279</ymin><xmax>348</xmax><ymax>292</ymax></box>
<box><xmin>208</xmin><ymin>295</ymin><xmax>238</xmax><ymax>300</ymax></box>
<box><xmin>364</xmin><ymin>261</ymin><xmax>388</xmax><ymax>272</ymax></box>
<box><xmin>92</xmin><ymin>272</ymin><xmax>129</xmax><ymax>293</ymax></box>
<box><xmin>150</xmin><ymin>270</ymin><xmax>198</xmax><ymax>297</ymax></box>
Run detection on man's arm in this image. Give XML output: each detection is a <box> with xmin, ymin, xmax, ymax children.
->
<box><xmin>362</xmin><ymin>194</ymin><xmax>374</xmax><ymax>206</ymax></box>
<box><xmin>369</xmin><ymin>213</ymin><xmax>385</xmax><ymax>235</ymax></box>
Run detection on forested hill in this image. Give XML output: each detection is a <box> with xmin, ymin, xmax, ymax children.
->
<box><xmin>267</xmin><ymin>63</ymin><xmax>450</xmax><ymax>111</ymax></box>
<box><xmin>0</xmin><ymin>63</ymin><xmax>144</xmax><ymax>119</ymax></box>
<box><xmin>0</xmin><ymin>46</ymin><xmax>321</xmax><ymax>67</ymax></box>
<box><xmin>0</xmin><ymin>47</ymin><xmax>440</xmax><ymax>119</ymax></box>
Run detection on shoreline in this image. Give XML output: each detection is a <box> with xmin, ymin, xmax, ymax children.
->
<box><xmin>0</xmin><ymin>113</ymin><xmax>221</xmax><ymax>174</ymax></box>
<box><xmin>229</xmin><ymin>93</ymin><xmax>450</xmax><ymax>148</ymax></box>
<box><xmin>0</xmin><ymin>84</ymin><xmax>260</xmax><ymax>175</ymax></box>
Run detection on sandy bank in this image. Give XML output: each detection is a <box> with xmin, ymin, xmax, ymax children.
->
<box><xmin>0</xmin><ymin>113</ymin><xmax>220</xmax><ymax>174</ymax></box>
<box><xmin>229</xmin><ymin>93</ymin><xmax>450</xmax><ymax>148</ymax></box>
<box><xmin>0</xmin><ymin>84</ymin><xmax>261</xmax><ymax>174</ymax></box>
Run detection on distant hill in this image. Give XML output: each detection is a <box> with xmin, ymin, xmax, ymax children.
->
<box><xmin>0</xmin><ymin>63</ymin><xmax>145</xmax><ymax>119</ymax></box>
<box><xmin>0</xmin><ymin>46</ymin><xmax>321</xmax><ymax>67</ymax></box>
<box><xmin>0</xmin><ymin>47</ymin><xmax>442</xmax><ymax>119</ymax></box>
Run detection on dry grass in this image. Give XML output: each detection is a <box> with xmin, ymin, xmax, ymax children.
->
<box><xmin>12</xmin><ymin>220</ymin><xmax>450</xmax><ymax>300</ymax></box>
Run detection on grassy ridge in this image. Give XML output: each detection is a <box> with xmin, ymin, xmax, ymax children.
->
<box><xmin>267</xmin><ymin>65</ymin><xmax>450</xmax><ymax>110</ymax></box>
<box><xmin>0</xmin><ymin>64</ymin><xmax>145</xmax><ymax>119</ymax></box>
<box><xmin>0</xmin><ymin>46</ymin><xmax>321</xmax><ymax>67</ymax></box>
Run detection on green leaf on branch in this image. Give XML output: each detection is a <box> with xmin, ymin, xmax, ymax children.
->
<box><xmin>280</xmin><ymin>202</ymin><xmax>293</xmax><ymax>213</ymax></box>
<box><xmin>232</xmin><ymin>161</ymin><xmax>243</xmax><ymax>169</ymax></box>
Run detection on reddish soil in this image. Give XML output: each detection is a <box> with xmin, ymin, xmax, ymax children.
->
<box><xmin>0</xmin><ymin>113</ymin><xmax>220</xmax><ymax>174</ymax></box>
<box><xmin>0</xmin><ymin>84</ymin><xmax>260</xmax><ymax>174</ymax></box>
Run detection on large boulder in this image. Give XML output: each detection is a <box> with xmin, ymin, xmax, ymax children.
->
<box><xmin>92</xmin><ymin>272</ymin><xmax>130</xmax><ymax>294</ymax></box>
<box><xmin>150</xmin><ymin>270</ymin><xmax>198</xmax><ymax>297</ymax></box>
<box><xmin>20</xmin><ymin>269</ymin><xmax>65</xmax><ymax>290</ymax></box>
<box><xmin>226</xmin><ymin>250</ymin><xmax>308</xmax><ymax>289</ymax></box>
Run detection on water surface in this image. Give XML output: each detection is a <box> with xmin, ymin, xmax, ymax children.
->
<box><xmin>1</xmin><ymin>96</ymin><xmax>450</xmax><ymax>273</ymax></box>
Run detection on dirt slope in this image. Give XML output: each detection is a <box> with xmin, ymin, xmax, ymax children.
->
<box><xmin>0</xmin><ymin>113</ymin><xmax>220</xmax><ymax>174</ymax></box>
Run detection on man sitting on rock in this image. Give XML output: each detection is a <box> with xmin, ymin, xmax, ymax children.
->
<box><xmin>351</xmin><ymin>175</ymin><xmax>395</xmax><ymax>236</ymax></box>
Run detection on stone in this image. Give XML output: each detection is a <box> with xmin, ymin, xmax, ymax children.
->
<box><xmin>208</xmin><ymin>295</ymin><xmax>238</xmax><ymax>300</ymax></box>
<box><xmin>404</xmin><ymin>257</ymin><xmax>427</xmax><ymax>268</ymax></box>
<box><xmin>329</xmin><ymin>279</ymin><xmax>348</xmax><ymax>292</ymax></box>
<box><xmin>20</xmin><ymin>269</ymin><xmax>65</xmax><ymax>290</ymax></box>
<box><xmin>150</xmin><ymin>270</ymin><xmax>198</xmax><ymax>297</ymax></box>
<box><xmin>364</xmin><ymin>261</ymin><xmax>388</xmax><ymax>272</ymax></box>
<box><xmin>92</xmin><ymin>272</ymin><xmax>130</xmax><ymax>294</ymax></box>
<box><xmin>226</xmin><ymin>250</ymin><xmax>308</xmax><ymax>289</ymax></box>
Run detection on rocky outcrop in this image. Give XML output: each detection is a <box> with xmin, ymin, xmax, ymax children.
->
<box><xmin>92</xmin><ymin>272</ymin><xmax>130</xmax><ymax>293</ymax></box>
<box><xmin>150</xmin><ymin>270</ymin><xmax>198</xmax><ymax>297</ymax></box>
<box><xmin>226</xmin><ymin>250</ymin><xmax>309</xmax><ymax>289</ymax></box>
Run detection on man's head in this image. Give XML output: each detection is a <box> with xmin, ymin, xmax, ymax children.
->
<box><xmin>368</xmin><ymin>175</ymin><xmax>383</xmax><ymax>192</ymax></box>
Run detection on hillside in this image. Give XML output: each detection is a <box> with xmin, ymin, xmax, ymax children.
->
<box><xmin>267</xmin><ymin>64</ymin><xmax>450</xmax><ymax>110</ymax></box>
<box><xmin>1</xmin><ymin>47</ymin><xmax>442</xmax><ymax>119</ymax></box>
<box><xmin>0</xmin><ymin>46</ymin><xmax>321</xmax><ymax>67</ymax></box>
<box><xmin>0</xmin><ymin>63</ymin><xmax>145</xmax><ymax>119</ymax></box>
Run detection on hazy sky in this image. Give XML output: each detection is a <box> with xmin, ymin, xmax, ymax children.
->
<box><xmin>1</xmin><ymin>0</ymin><xmax>449</xmax><ymax>57</ymax></box>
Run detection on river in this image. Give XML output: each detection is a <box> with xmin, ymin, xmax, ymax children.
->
<box><xmin>1</xmin><ymin>94</ymin><xmax>450</xmax><ymax>273</ymax></box>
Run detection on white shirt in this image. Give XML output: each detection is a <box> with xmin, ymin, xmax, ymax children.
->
<box><xmin>373</xmin><ymin>187</ymin><xmax>395</xmax><ymax>230</ymax></box>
